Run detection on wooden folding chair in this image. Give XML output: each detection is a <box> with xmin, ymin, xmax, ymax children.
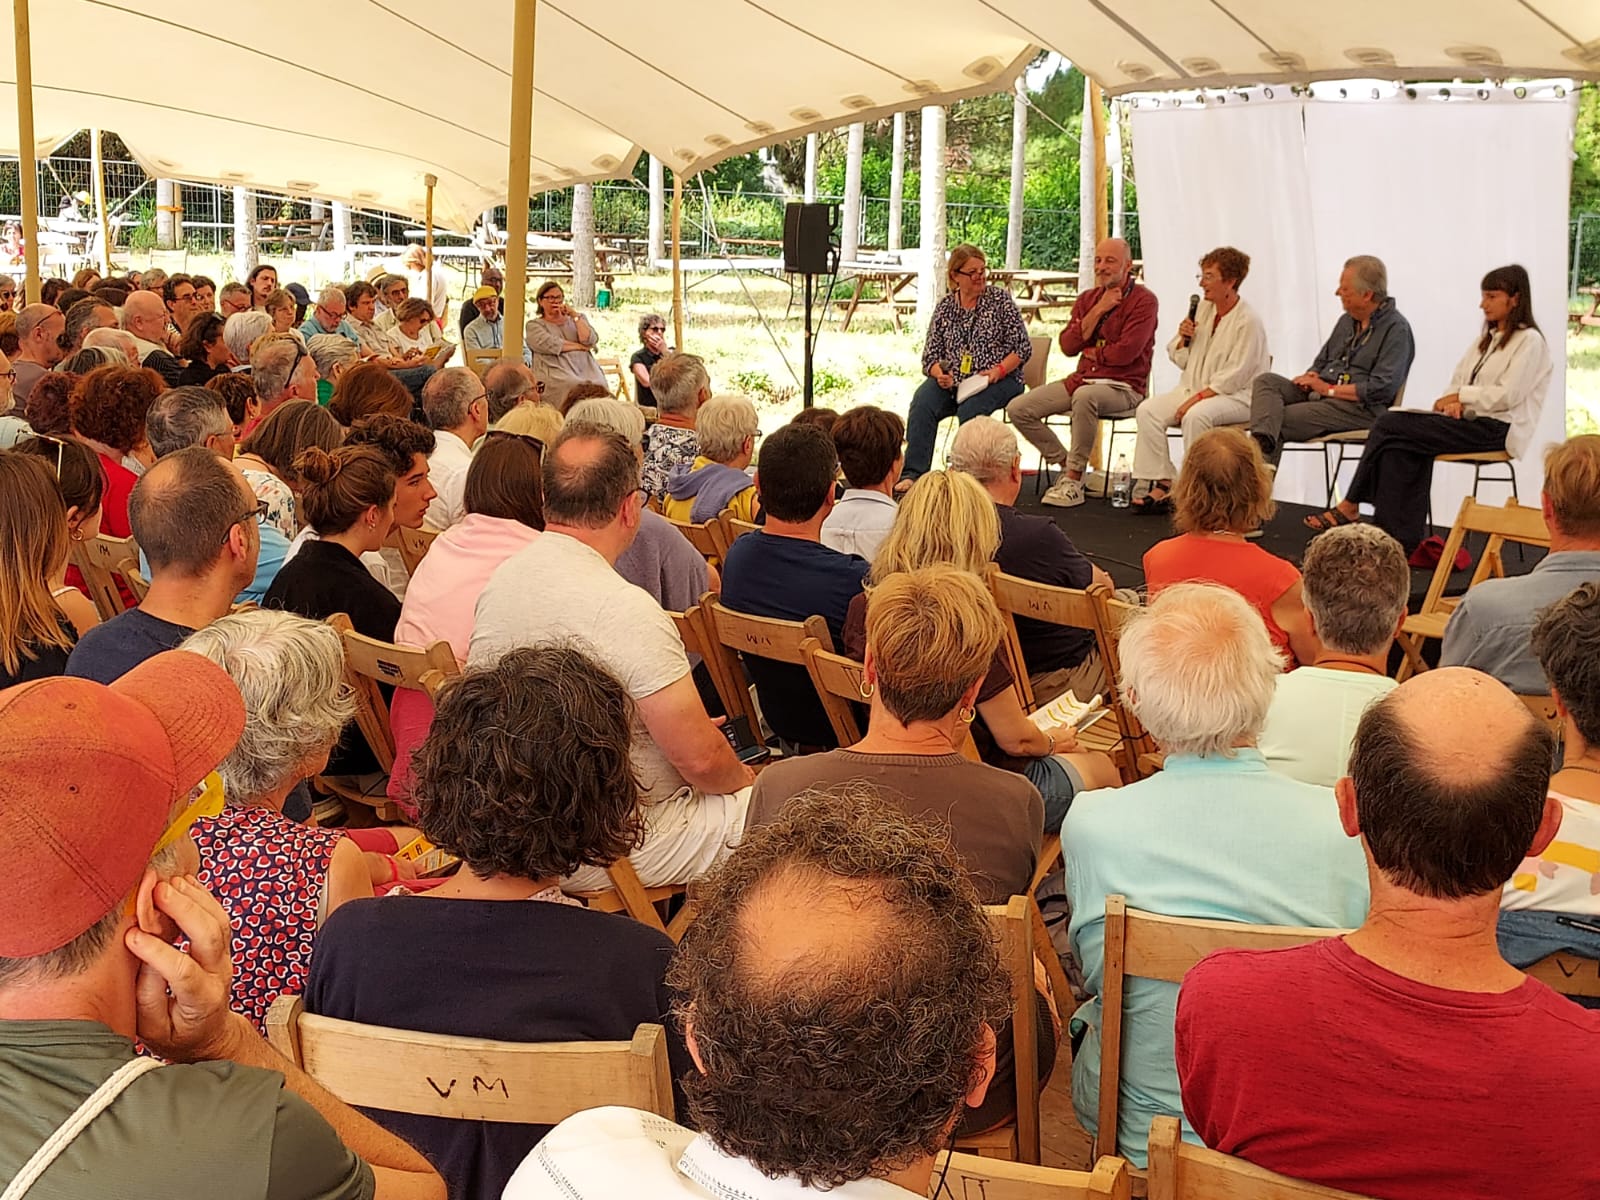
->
<box><xmin>1146</xmin><ymin>1116</ymin><xmax>1371</xmax><ymax>1200</ymax></box>
<box><xmin>667</xmin><ymin>514</ymin><xmax>730</xmax><ymax>563</ymax></box>
<box><xmin>941</xmin><ymin>1151</ymin><xmax>1132</xmax><ymax>1200</ymax></box>
<box><xmin>395</xmin><ymin>525</ymin><xmax>440</xmax><ymax>575</ymax></box>
<box><xmin>1096</xmin><ymin>896</ymin><xmax>1347</xmax><ymax>1171</ymax></box>
<box><xmin>719</xmin><ymin>513</ymin><xmax>760</xmax><ymax>551</ymax></box>
<box><xmin>986</xmin><ymin>567</ymin><xmax>1143</xmax><ymax>780</ymax></box>
<box><xmin>705</xmin><ymin>601</ymin><xmax>833</xmax><ymax>738</ymax></box>
<box><xmin>70</xmin><ymin>533</ymin><xmax>138</xmax><ymax>620</ymax></box>
<box><xmin>597</xmin><ymin>355</ymin><xmax>632</xmax><ymax>402</ymax></box>
<box><xmin>1525</xmin><ymin>952</ymin><xmax>1600</xmax><ymax>1000</ymax></box>
<box><xmin>322</xmin><ymin>614</ymin><xmax>461</xmax><ymax>821</ymax></box>
<box><xmin>672</xmin><ymin>601</ymin><xmax>749</xmax><ymax>725</ymax></box>
<box><xmin>955</xmin><ymin>896</ymin><xmax>1042</xmax><ymax>1164</ymax></box>
<box><xmin>1093</xmin><ymin>589</ymin><xmax>1159</xmax><ymax>775</ymax></box>
<box><xmin>119</xmin><ymin>557</ymin><xmax>150</xmax><ymax>603</ymax></box>
<box><xmin>1395</xmin><ymin>497</ymin><xmax>1549</xmax><ymax>680</ymax></box>
<box><xmin>266</xmin><ymin>997</ymin><xmax>674</xmax><ymax>1124</ymax></box>
<box><xmin>567</xmin><ymin>856</ymin><xmax>697</xmax><ymax>943</ymax></box>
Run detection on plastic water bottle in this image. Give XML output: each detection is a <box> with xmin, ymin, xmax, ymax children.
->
<box><xmin>1110</xmin><ymin>456</ymin><xmax>1133</xmax><ymax>509</ymax></box>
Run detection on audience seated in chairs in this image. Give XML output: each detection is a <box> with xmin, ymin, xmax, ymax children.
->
<box><xmin>469</xmin><ymin>422</ymin><xmax>752</xmax><ymax>889</ymax></box>
<box><xmin>844</xmin><ymin>470</ymin><xmax>1118</xmax><ymax>831</ymax></box>
<box><xmin>1305</xmin><ymin>263</ymin><xmax>1553</xmax><ymax>555</ymax></box>
<box><xmin>182</xmin><ymin>610</ymin><xmax>396</xmax><ymax>1031</ymax></box>
<box><xmin>388</xmin><ymin>429</ymin><xmax>545</xmax><ymax>806</ymax></box>
<box><xmin>1248</xmin><ymin>255</ymin><xmax>1414</xmax><ymax>469</ymax></box>
<box><xmin>719</xmin><ymin>421</ymin><xmax>868</xmax><ymax>753</ymax></box>
<box><xmin>334</xmin><ymin>413</ymin><xmax>439</xmax><ymax>601</ymax></box>
<box><xmin>566</xmin><ymin>396</ymin><xmax>714</xmax><ymax>609</ymax></box>
<box><xmin>69</xmin><ymin>363</ymin><xmax>163</xmax><ymax>541</ymax></box>
<box><xmin>0</xmin><ymin>450</ymin><xmax>91</xmax><ymax>687</ymax></box>
<box><xmin>67</xmin><ymin>447</ymin><xmax>261</xmax><ymax>685</ymax></box>
<box><xmin>1175</xmin><ymin>668</ymin><xmax>1597</xmax><ymax>1199</ymax></box>
<box><xmin>309</xmin><ymin>645</ymin><xmax>692</xmax><ymax>1200</ymax></box>
<box><xmin>143</xmin><ymin>385</ymin><xmax>286</xmax><ymax>604</ymax></box>
<box><xmin>748</xmin><ymin>568</ymin><xmax>1057</xmax><ymax>1137</ymax></box>
<box><xmin>1064</xmin><ymin>581</ymin><xmax>1368</xmax><ymax>1166</ymax></box>
<box><xmin>0</xmin><ymin>652</ymin><xmax>445</xmax><ymax>1199</ymax></box>
<box><xmin>662</xmin><ymin>394</ymin><xmax>760</xmax><ymax>525</ymax></box>
<box><xmin>819</xmin><ymin>404</ymin><xmax>903</xmax><ymax>564</ymax></box>
<box><xmin>1129</xmin><ymin>246</ymin><xmax>1269</xmax><ymax>513</ymax></box>
<box><xmin>244</xmin><ymin>334</ymin><xmax>319</xmax><ymax>438</ymax></box>
<box><xmin>1498</xmin><ymin>582</ymin><xmax>1600</xmax><ymax>979</ymax></box>
<box><xmin>1010</xmin><ymin>236</ymin><xmax>1158</xmax><ymax>509</ymax></box>
<box><xmin>420</xmin><ymin>367</ymin><xmax>488</xmax><ymax>531</ymax></box>
<box><xmin>504</xmin><ymin>791</ymin><xmax>1010</xmax><ymax>1200</ymax></box>
<box><xmin>640</xmin><ymin>352</ymin><xmax>707</xmax><ymax>501</ymax></box>
<box><xmin>1258</xmin><ymin>524</ymin><xmax>1409</xmax><ymax>786</ymax></box>
<box><xmin>950</xmin><ymin>416</ymin><xmax>1123</xmax><ymax>700</ymax></box>
<box><xmin>1144</xmin><ymin>427</ymin><xmax>1316</xmax><ymax>667</ymax></box>
<box><xmin>1441</xmin><ymin>434</ymin><xmax>1600</xmax><ymax>693</ymax></box>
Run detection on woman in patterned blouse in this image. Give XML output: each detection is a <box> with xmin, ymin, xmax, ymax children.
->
<box><xmin>902</xmin><ymin>243</ymin><xmax>1033</xmax><ymax>485</ymax></box>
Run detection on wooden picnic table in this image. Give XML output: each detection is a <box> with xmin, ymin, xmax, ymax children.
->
<box><xmin>990</xmin><ymin>268</ymin><xmax>1080</xmax><ymax>323</ymax></box>
<box><xmin>835</xmin><ymin>259</ymin><xmax>919</xmax><ymax>332</ymax></box>
<box><xmin>1573</xmin><ymin>285</ymin><xmax>1600</xmax><ymax>330</ymax></box>
<box><xmin>257</xmin><ymin>217</ymin><xmax>330</xmax><ymax>252</ymax></box>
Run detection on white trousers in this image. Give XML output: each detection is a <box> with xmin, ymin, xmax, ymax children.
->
<box><xmin>1131</xmin><ymin>388</ymin><xmax>1251</xmax><ymax>481</ymax></box>
<box><xmin>563</xmin><ymin>786</ymin><xmax>751</xmax><ymax>892</ymax></box>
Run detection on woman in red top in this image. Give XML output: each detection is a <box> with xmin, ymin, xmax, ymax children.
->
<box><xmin>1143</xmin><ymin>427</ymin><xmax>1316</xmax><ymax>667</ymax></box>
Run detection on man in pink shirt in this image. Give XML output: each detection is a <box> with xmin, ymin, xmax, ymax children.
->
<box><xmin>1175</xmin><ymin>668</ymin><xmax>1600</xmax><ymax>1200</ymax></box>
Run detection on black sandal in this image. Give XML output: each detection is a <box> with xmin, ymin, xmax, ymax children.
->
<box><xmin>1302</xmin><ymin>508</ymin><xmax>1355</xmax><ymax>533</ymax></box>
<box><xmin>1130</xmin><ymin>484</ymin><xmax>1172</xmax><ymax>515</ymax></box>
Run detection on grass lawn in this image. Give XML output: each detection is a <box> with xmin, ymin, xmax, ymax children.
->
<box><xmin>159</xmin><ymin>252</ymin><xmax>1600</xmax><ymax>438</ymax></box>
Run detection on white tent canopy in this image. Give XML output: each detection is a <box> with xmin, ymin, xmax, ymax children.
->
<box><xmin>988</xmin><ymin>0</ymin><xmax>1600</xmax><ymax>95</ymax></box>
<box><xmin>1</xmin><ymin>0</ymin><xmax>1035</xmax><ymax>229</ymax></box>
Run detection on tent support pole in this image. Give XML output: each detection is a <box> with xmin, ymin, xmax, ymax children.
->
<box><xmin>671</xmin><ymin>171</ymin><xmax>684</xmax><ymax>349</ymax></box>
<box><xmin>502</xmin><ymin>0</ymin><xmax>537</xmax><ymax>362</ymax></box>
<box><xmin>1090</xmin><ymin>80</ymin><xmax>1108</xmax><ymax>244</ymax></box>
<box><xmin>91</xmin><ymin>128</ymin><xmax>112</xmax><ymax>274</ymax></box>
<box><xmin>13</xmin><ymin>0</ymin><xmax>40</xmax><ymax>303</ymax></box>
<box><xmin>424</xmin><ymin>173</ymin><xmax>436</xmax><ymax>313</ymax></box>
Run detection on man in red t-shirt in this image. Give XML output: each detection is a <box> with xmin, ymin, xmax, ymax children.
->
<box><xmin>1175</xmin><ymin>667</ymin><xmax>1600</xmax><ymax>1200</ymax></box>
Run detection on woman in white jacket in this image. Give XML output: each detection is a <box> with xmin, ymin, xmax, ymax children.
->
<box><xmin>1130</xmin><ymin>246</ymin><xmax>1269</xmax><ymax>513</ymax></box>
<box><xmin>1306</xmin><ymin>264</ymin><xmax>1551</xmax><ymax>554</ymax></box>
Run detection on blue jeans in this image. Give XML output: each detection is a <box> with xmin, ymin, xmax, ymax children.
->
<box><xmin>1023</xmin><ymin>755</ymin><xmax>1085</xmax><ymax>835</ymax></box>
<box><xmin>1497</xmin><ymin>909</ymin><xmax>1600</xmax><ymax>1009</ymax></box>
<box><xmin>904</xmin><ymin>371</ymin><xmax>1027</xmax><ymax>479</ymax></box>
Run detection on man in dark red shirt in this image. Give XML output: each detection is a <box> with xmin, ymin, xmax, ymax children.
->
<box><xmin>1007</xmin><ymin>237</ymin><xmax>1158</xmax><ymax>508</ymax></box>
<box><xmin>1175</xmin><ymin>668</ymin><xmax>1600</xmax><ymax>1200</ymax></box>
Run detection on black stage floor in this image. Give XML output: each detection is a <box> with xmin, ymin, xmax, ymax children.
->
<box><xmin>1012</xmin><ymin>475</ymin><xmax>1542</xmax><ymax>607</ymax></box>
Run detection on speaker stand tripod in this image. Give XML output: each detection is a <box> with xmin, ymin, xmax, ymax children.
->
<box><xmin>801</xmin><ymin>271</ymin><xmax>818</xmax><ymax>408</ymax></box>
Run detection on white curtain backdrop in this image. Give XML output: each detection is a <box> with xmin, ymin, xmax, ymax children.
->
<box><xmin>1130</xmin><ymin>82</ymin><xmax>1574</xmax><ymax>513</ymax></box>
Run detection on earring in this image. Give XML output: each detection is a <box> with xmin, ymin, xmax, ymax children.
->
<box><xmin>858</xmin><ymin>679</ymin><xmax>875</xmax><ymax>700</ymax></box>
<box><xmin>958</xmin><ymin>705</ymin><xmax>976</xmax><ymax>724</ymax></box>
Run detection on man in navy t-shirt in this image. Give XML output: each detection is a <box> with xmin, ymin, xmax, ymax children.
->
<box><xmin>720</xmin><ymin>422</ymin><xmax>868</xmax><ymax>750</ymax></box>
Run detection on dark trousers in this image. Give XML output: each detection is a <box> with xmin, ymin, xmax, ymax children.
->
<box><xmin>1344</xmin><ymin>410</ymin><xmax>1509</xmax><ymax>551</ymax></box>
<box><xmin>903</xmin><ymin>372</ymin><xmax>1026</xmax><ymax>479</ymax></box>
<box><xmin>1250</xmin><ymin>373</ymin><xmax>1380</xmax><ymax>467</ymax></box>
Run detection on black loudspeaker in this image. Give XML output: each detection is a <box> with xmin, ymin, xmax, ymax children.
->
<box><xmin>783</xmin><ymin>202</ymin><xmax>839</xmax><ymax>274</ymax></box>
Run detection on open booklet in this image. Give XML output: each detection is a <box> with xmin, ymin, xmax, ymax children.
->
<box><xmin>1029</xmin><ymin>690</ymin><xmax>1110</xmax><ymax>735</ymax></box>
<box><xmin>955</xmin><ymin>374</ymin><xmax>990</xmax><ymax>404</ymax></box>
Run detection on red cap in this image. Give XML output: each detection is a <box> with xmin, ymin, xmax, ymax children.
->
<box><xmin>0</xmin><ymin>651</ymin><xmax>245</xmax><ymax>957</ymax></box>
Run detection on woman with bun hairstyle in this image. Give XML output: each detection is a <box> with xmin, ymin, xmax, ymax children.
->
<box><xmin>263</xmin><ymin>445</ymin><xmax>400</xmax><ymax>643</ymax></box>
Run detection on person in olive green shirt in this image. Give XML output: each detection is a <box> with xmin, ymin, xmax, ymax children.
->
<box><xmin>0</xmin><ymin>651</ymin><xmax>444</xmax><ymax>1200</ymax></box>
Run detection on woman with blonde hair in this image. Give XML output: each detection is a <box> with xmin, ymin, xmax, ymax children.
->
<box><xmin>1143</xmin><ymin>427</ymin><xmax>1314</xmax><ymax>667</ymax></box>
<box><xmin>492</xmin><ymin>396</ymin><xmax>564</xmax><ymax>443</ymax></box>
<box><xmin>842</xmin><ymin>469</ymin><xmax>1120</xmax><ymax>829</ymax></box>
<box><xmin>750</xmin><ymin>562</ymin><xmax>1059</xmax><ymax>1135</ymax></box>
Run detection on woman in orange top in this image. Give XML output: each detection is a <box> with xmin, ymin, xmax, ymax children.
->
<box><xmin>1143</xmin><ymin>427</ymin><xmax>1317</xmax><ymax>668</ymax></box>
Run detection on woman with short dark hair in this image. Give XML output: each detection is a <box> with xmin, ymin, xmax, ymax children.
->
<box><xmin>177</xmin><ymin>311</ymin><xmax>233</xmax><ymax>386</ymax></box>
<box><xmin>304</xmin><ymin>645</ymin><xmax>690</xmax><ymax>1200</ymax></box>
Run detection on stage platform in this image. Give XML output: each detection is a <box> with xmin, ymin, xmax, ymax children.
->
<box><xmin>1012</xmin><ymin>479</ymin><xmax>1543</xmax><ymax>607</ymax></box>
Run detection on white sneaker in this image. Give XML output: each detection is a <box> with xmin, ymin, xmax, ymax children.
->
<box><xmin>1041</xmin><ymin>476</ymin><xmax>1086</xmax><ymax>508</ymax></box>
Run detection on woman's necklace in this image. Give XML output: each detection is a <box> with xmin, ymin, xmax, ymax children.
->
<box><xmin>1316</xmin><ymin>656</ymin><xmax>1384</xmax><ymax>676</ymax></box>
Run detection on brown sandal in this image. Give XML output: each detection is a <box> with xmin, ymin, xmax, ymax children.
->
<box><xmin>1303</xmin><ymin>508</ymin><xmax>1355</xmax><ymax>533</ymax></box>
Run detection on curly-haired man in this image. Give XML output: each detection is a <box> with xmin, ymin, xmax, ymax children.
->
<box><xmin>502</xmin><ymin>786</ymin><xmax>1011</xmax><ymax>1200</ymax></box>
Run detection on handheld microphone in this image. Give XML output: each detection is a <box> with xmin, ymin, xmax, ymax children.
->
<box><xmin>1181</xmin><ymin>293</ymin><xmax>1199</xmax><ymax>347</ymax></box>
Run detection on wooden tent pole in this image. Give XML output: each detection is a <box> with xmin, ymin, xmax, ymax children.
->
<box><xmin>423</xmin><ymin>172</ymin><xmax>436</xmax><ymax>317</ymax></box>
<box><xmin>1091</xmin><ymin>80</ymin><xmax>1109</xmax><ymax>244</ymax></box>
<box><xmin>671</xmin><ymin>171</ymin><xmax>684</xmax><ymax>348</ymax></box>
<box><xmin>502</xmin><ymin>0</ymin><xmax>537</xmax><ymax>362</ymax></box>
<box><xmin>13</xmin><ymin>0</ymin><xmax>40</xmax><ymax>303</ymax></box>
<box><xmin>91</xmin><ymin>128</ymin><xmax>112</xmax><ymax>274</ymax></box>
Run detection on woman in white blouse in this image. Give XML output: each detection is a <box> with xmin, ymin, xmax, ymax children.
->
<box><xmin>388</xmin><ymin>297</ymin><xmax>455</xmax><ymax>367</ymax></box>
<box><xmin>1307</xmin><ymin>264</ymin><xmax>1551</xmax><ymax>554</ymax></box>
<box><xmin>1129</xmin><ymin>246</ymin><xmax>1269</xmax><ymax>513</ymax></box>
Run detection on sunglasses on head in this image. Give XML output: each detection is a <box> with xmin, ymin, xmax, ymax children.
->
<box><xmin>151</xmin><ymin>771</ymin><xmax>226</xmax><ymax>856</ymax></box>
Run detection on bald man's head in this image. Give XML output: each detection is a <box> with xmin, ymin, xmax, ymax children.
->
<box><xmin>668</xmin><ymin>787</ymin><xmax>1008</xmax><ymax>1189</ymax></box>
<box><xmin>540</xmin><ymin>422</ymin><xmax>640</xmax><ymax>528</ymax></box>
<box><xmin>122</xmin><ymin>289</ymin><xmax>169</xmax><ymax>343</ymax></box>
<box><xmin>1349</xmin><ymin>668</ymin><xmax>1554</xmax><ymax>899</ymax></box>
<box><xmin>129</xmin><ymin>446</ymin><xmax>257</xmax><ymax>578</ymax></box>
<box><xmin>1093</xmin><ymin>238</ymin><xmax>1133</xmax><ymax>288</ymax></box>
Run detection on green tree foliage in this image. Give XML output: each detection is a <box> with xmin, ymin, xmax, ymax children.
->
<box><xmin>1574</xmin><ymin>84</ymin><xmax>1600</xmax><ymax>216</ymax></box>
